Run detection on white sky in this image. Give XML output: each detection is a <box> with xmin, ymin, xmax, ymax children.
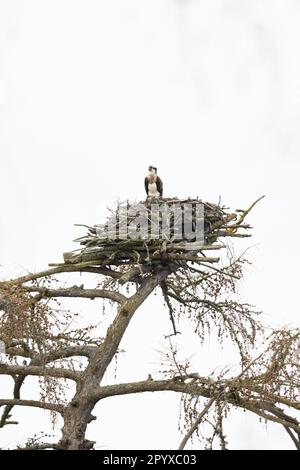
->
<box><xmin>0</xmin><ymin>0</ymin><xmax>300</xmax><ymax>449</ymax></box>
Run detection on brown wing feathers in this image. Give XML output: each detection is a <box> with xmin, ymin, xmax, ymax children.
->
<box><xmin>156</xmin><ymin>176</ymin><xmax>163</xmax><ymax>196</ymax></box>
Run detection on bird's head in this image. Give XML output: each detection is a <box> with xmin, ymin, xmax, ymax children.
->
<box><xmin>148</xmin><ymin>165</ymin><xmax>157</xmax><ymax>175</ymax></box>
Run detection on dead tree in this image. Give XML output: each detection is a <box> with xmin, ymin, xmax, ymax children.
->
<box><xmin>0</xmin><ymin>196</ymin><xmax>299</xmax><ymax>450</ymax></box>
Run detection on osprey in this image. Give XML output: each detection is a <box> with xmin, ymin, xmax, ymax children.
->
<box><xmin>144</xmin><ymin>166</ymin><xmax>163</xmax><ymax>198</ymax></box>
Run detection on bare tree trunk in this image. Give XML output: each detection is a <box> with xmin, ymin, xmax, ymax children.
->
<box><xmin>59</xmin><ymin>266</ymin><xmax>173</xmax><ymax>449</ymax></box>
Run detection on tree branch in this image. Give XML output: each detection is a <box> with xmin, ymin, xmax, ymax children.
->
<box><xmin>178</xmin><ymin>396</ymin><xmax>216</xmax><ymax>449</ymax></box>
<box><xmin>18</xmin><ymin>442</ymin><xmax>60</xmax><ymax>450</ymax></box>
<box><xmin>161</xmin><ymin>281</ymin><xmax>180</xmax><ymax>336</ymax></box>
<box><xmin>24</xmin><ymin>286</ymin><xmax>126</xmax><ymax>304</ymax></box>
<box><xmin>0</xmin><ymin>364</ymin><xmax>80</xmax><ymax>381</ymax></box>
<box><xmin>93</xmin><ymin>378</ymin><xmax>300</xmax><ymax>439</ymax></box>
<box><xmin>0</xmin><ymin>399</ymin><xmax>64</xmax><ymax>413</ymax></box>
<box><xmin>37</xmin><ymin>345</ymin><xmax>96</xmax><ymax>362</ymax></box>
<box><xmin>0</xmin><ymin>374</ymin><xmax>25</xmax><ymax>428</ymax></box>
<box><xmin>283</xmin><ymin>426</ymin><xmax>300</xmax><ymax>450</ymax></box>
<box><xmin>0</xmin><ymin>262</ymin><xmax>122</xmax><ymax>285</ymax></box>
<box><xmin>93</xmin><ymin>377</ymin><xmax>214</xmax><ymax>401</ymax></box>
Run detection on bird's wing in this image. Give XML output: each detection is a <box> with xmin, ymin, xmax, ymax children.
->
<box><xmin>156</xmin><ymin>176</ymin><xmax>163</xmax><ymax>196</ymax></box>
<box><xmin>144</xmin><ymin>177</ymin><xmax>149</xmax><ymax>195</ymax></box>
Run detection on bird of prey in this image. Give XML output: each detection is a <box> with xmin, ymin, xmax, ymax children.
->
<box><xmin>144</xmin><ymin>165</ymin><xmax>163</xmax><ymax>199</ymax></box>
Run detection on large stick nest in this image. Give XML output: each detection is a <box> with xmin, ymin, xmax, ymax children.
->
<box><xmin>60</xmin><ymin>197</ymin><xmax>262</xmax><ymax>269</ymax></box>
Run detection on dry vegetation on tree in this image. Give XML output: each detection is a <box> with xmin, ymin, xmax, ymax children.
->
<box><xmin>0</xmin><ymin>195</ymin><xmax>299</xmax><ymax>450</ymax></box>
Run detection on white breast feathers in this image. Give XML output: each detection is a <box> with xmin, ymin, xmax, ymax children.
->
<box><xmin>148</xmin><ymin>182</ymin><xmax>160</xmax><ymax>197</ymax></box>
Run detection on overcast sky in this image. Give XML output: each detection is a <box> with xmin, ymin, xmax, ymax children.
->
<box><xmin>0</xmin><ymin>0</ymin><xmax>300</xmax><ymax>449</ymax></box>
